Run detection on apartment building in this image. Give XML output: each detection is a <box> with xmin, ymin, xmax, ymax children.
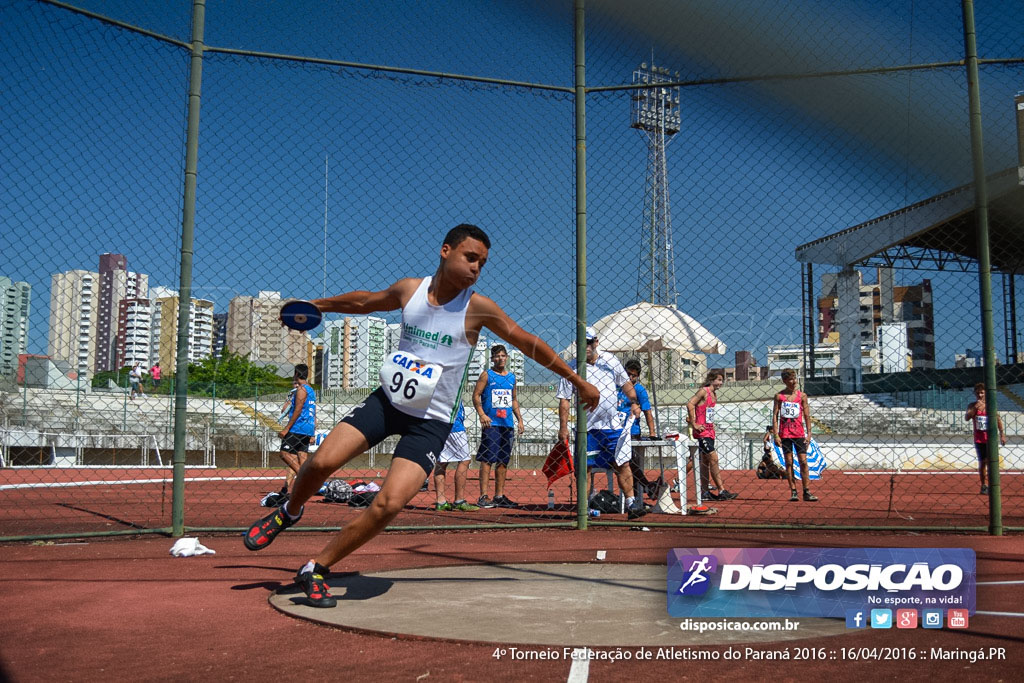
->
<box><xmin>226</xmin><ymin>291</ymin><xmax>312</xmax><ymax>368</ymax></box>
<box><xmin>95</xmin><ymin>253</ymin><xmax>148</xmax><ymax>372</ymax></box>
<box><xmin>0</xmin><ymin>276</ymin><xmax>31</xmax><ymax>378</ymax></box>
<box><xmin>48</xmin><ymin>269</ymin><xmax>98</xmax><ymax>373</ymax></box>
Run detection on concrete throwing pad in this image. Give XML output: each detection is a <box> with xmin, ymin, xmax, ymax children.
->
<box><xmin>270</xmin><ymin>563</ymin><xmax>850</xmax><ymax>646</ymax></box>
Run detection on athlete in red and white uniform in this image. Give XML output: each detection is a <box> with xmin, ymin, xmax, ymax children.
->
<box><xmin>686</xmin><ymin>370</ymin><xmax>737</xmax><ymax>501</ymax></box>
<box><xmin>966</xmin><ymin>382</ymin><xmax>1006</xmax><ymax>496</ymax></box>
<box><xmin>772</xmin><ymin>368</ymin><xmax>817</xmax><ymax>502</ymax></box>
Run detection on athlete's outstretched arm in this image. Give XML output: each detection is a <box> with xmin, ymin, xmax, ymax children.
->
<box><xmin>310</xmin><ymin>278</ymin><xmax>419</xmax><ymax>315</ymax></box>
<box><xmin>469</xmin><ymin>295</ymin><xmax>599</xmax><ymax>411</ymax></box>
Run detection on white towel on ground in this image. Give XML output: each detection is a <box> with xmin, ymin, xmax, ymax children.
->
<box><xmin>169</xmin><ymin>537</ymin><xmax>216</xmax><ymax>557</ymax></box>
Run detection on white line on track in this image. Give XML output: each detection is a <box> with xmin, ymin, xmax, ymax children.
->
<box><xmin>0</xmin><ymin>475</ymin><xmax>277</xmax><ymax>491</ymax></box>
<box><xmin>842</xmin><ymin>471</ymin><xmax>1022</xmax><ymax>475</ymax></box>
<box><xmin>567</xmin><ymin>649</ymin><xmax>589</xmax><ymax>683</ymax></box>
<box><xmin>977</xmin><ymin>580</ymin><xmax>1024</xmax><ymax>585</ymax></box>
<box><xmin>975</xmin><ymin>610</ymin><xmax>1024</xmax><ymax>617</ymax></box>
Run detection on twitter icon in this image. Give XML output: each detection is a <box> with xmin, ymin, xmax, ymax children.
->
<box><xmin>870</xmin><ymin>609</ymin><xmax>892</xmax><ymax>629</ymax></box>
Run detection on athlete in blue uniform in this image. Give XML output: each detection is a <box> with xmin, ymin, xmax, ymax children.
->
<box><xmin>271</xmin><ymin>364</ymin><xmax>316</xmax><ymax>504</ymax></box>
<box><xmin>617</xmin><ymin>358</ymin><xmax>656</xmax><ymax>438</ymax></box>
<box><xmin>473</xmin><ymin>345</ymin><xmax>523</xmax><ymax>508</ymax></box>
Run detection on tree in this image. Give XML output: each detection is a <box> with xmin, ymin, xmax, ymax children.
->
<box><xmin>186</xmin><ymin>349</ymin><xmax>292</xmax><ymax>398</ymax></box>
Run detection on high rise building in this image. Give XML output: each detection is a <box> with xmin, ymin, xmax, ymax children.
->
<box><xmin>149</xmin><ymin>292</ymin><xmax>215</xmax><ymax>369</ymax></box>
<box><xmin>212</xmin><ymin>313</ymin><xmax>227</xmax><ymax>358</ymax></box>
<box><xmin>115</xmin><ymin>298</ymin><xmax>153</xmax><ymax>370</ymax></box>
<box><xmin>95</xmin><ymin>254</ymin><xmax>148</xmax><ymax>372</ymax></box>
<box><xmin>321</xmin><ymin>317</ymin><xmax>388</xmax><ymax>389</ymax></box>
<box><xmin>226</xmin><ymin>291</ymin><xmax>311</xmax><ymax>368</ymax></box>
<box><xmin>466</xmin><ymin>337</ymin><xmax>489</xmax><ymax>381</ymax></box>
<box><xmin>0</xmin><ymin>276</ymin><xmax>31</xmax><ymax>378</ymax></box>
<box><xmin>507</xmin><ymin>347</ymin><xmax>525</xmax><ymax>386</ymax></box>
<box><xmin>48</xmin><ymin>269</ymin><xmax>98</xmax><ymax>373</ymax></box>
<box><xmin>818</xmin><ymin>268</ymin><xmax>935</xmax><ymax>370</ymax></box>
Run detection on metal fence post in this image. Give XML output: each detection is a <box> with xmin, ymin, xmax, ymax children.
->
<box><xmin>961</xmin><ymin>0</ymin><xmax>1001</xmax><ymax>536</ymax></box>
<box><xmin>573</xmin><ymin>0</ymin><xmax>589</xmax><ymax>530</ymax></box>
<box><xmin>172</xmin><ymin>0</ymin><xmax>207</xmax><ymax>538</ymax></box>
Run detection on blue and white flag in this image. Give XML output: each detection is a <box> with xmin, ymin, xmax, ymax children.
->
<box><xmin>772</xmin><ymin>438</ymin><xmax>827</xmax><ymax>480</ymax></box>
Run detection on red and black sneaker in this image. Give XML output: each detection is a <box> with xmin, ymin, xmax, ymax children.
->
<box><xmin>243</xmin><ymin>505</ymin><xmax>302</xmax><ymax>551</ymax></box>
<box><xmin>295</xmin><ymin>562</ymin><xmax>337</xmax><ymax>608</ymax></box>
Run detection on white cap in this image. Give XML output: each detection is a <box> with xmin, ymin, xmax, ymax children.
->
<box><xmin>585</xmin><ymin>326</ymin><xmax>597</xmax><ymax>342</ymax></box>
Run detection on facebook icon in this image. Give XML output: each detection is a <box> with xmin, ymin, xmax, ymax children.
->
<box><xmin>845</xmin><ymin>609</ymin><xmax>867</xmax><ymax>629</ymax></box>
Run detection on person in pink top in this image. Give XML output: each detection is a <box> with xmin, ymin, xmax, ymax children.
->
<box><xmin>966</xmin><ymin>382</ymin><xmax>1006</xmax><ymax>496</ymax></box>
<box><xmin>149</xmin><ymin>362</ymin><xmax>161</xmax><ymax>390</ymax></box>
<box><xmin>686</xmin><ymin>370</ymin><xmax>737</xmax><ymax>501</ymax></box>
<box><xmin>772</xmin><ymin>368</ymin><xmax>818</xmax><ymax>502</ymax></box>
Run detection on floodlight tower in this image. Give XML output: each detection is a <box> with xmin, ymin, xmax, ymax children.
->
<box><xmin>631</xmin><ymin>63</ymin><xmax>681</xmax><ymax>306</ymax></box>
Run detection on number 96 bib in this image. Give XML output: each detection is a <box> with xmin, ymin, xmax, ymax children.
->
<box><xmin>380</xmin><ymin>351</ymin><xmax>443</xmax><ymax>412</ymax></box>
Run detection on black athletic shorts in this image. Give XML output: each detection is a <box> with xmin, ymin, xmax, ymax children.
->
<box><xmin>280</xmin><ymin>432</ymin><xmax>311</xmax><ymax>454</ymax></box>
<box><xmin>696</xmin><ymin>437</ymin><xmax>716</xmax><ymax>455</ymax></box>
<box><xmin>341</xmin><ymin>387</ymin><xmax>452</xmax><ymax>475</ymax></box>
<box><xmin>781</xmin><ymin>437</ymin><xmax>808</xmax><ymax>455</ymax></box>
<box><xmin>974</xmin><ymin>442</ymin><xmax>988</xmax><ymax>463</ymax></box>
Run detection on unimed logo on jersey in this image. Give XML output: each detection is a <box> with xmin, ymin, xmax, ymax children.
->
<box><xmin>667</xmin><ymin>548</ymin><xmax>976</xmax><ymax>618</ymax></box>
<box><xmin>402</xmin><ymin>323</ymin><xmax>453</xmax><ymax>349</ymax></box>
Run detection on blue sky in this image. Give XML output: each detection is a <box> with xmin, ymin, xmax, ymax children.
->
<box><xmin>3</xmin><ymin>0</ymin><xmax>1024</xmax><ymax>380</ymax></box>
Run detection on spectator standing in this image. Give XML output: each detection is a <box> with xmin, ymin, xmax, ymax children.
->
<box><xmin>473</xmin><ymin>345</ymin><xmax>523</xmax><ymax>508</ymax></box>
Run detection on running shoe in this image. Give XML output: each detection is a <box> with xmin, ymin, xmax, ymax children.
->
<box><xmin>980</xmin><ymin>485</ymin><xmax>990</xmax><ymax>495</ymax></box>
<box><xmin>243</xmin><ymin>504</ymin><xmax>302</xmax><ymax>551</ymax></box>
<box><xmin>295</xmin><ymin>562</ymin><xmax>337</xmax><ymax>608</ymax></box>
<box><xmin>419</xmin><ymin>480</ymin><xmax>429</xmax><ymax>492</ymax></box>
<box><xmin>477</xmin><ymin>495</ymin><xmax>496</xmax><ymax>509</ymax></box>
<box><xmin>435</xmin><ymin>501</ymin><xmax>452</xmax><ymax>511</ymax></box>
<box><xmin>260</xmin><ymin>491</ymin><xmax>283</xmax><ymax>508</ymax></box>
<box><xmin>451</xmin><ymin>500</ymin><xmax>480</xmax><ymax>511</ymax></box>
<box><xmin>790</xmin><ymin>489</ymin><xmax>799</xmax><ymax>502</ymax></box>
<box><xmin>492</xmin><ymin>495</ymin><xmax>518</xmax><ymax>508</ymax></box>
<box><xmin>702</xmin><ymin>490</ymin><xmax>723</xmax><ymax>501</ymax></box>
<box><xmin>717</xmin><ymin>490</ymin><xmax>739</xmax><ymax>500</ymax></box>
<box><xmin>627</xmin><ymin>502</ymin><xmax>648</xmax><ymax>520</ymax></box>
<box><xmin>802</xmin><ymin>490</ymin><xmax>819</xmax><ymax>502</ymax></box>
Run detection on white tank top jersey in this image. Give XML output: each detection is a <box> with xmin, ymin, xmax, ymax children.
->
<box><xmin>380</xmin><ymin>276</ymin><xmax>474</xmax><ymax>423</ymax></box>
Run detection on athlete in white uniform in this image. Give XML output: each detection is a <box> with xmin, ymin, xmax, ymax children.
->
<box><xmin>244</xmin><ymin>224</ymin><xmax>600</xmax><ymax>608</ymax></box>
<box><xmin>556</xmin><ymin>328</ymin><xmax>644</xmax><ymax>519</ymax></box>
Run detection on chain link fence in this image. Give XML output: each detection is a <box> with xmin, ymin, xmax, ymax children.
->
<box><xmin>3</xmin><ymin>0</ymin><xmax>1022</xmax><ymax>539</ymax></box>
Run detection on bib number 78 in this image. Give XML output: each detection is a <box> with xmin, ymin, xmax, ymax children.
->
<box><xmin>389</xmin><ymin>372</ymin><xmax>418</xmax><ymax>400</ymax></box>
